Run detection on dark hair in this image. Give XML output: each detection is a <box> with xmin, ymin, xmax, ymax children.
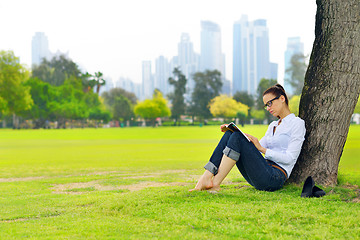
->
<box><xmin>263</xmin><ymin>84</ymin><xmax>289</xmax><ymax>106</ymax></box>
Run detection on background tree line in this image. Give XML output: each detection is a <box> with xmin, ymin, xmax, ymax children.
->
<box><xmin>1</xmin><ymin>49</ymin><xmax>359</xmax><ymax>129</ymax></box>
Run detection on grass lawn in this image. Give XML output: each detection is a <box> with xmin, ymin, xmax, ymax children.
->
<box><xmin>0</xmin><ymin>125</ymin><xmax>359</xmax><ymax>239</ymax></box>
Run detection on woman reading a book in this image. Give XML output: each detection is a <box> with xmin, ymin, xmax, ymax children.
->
<box><xmin>190</xmin><ymin>84</ymin><xmax>306</xmax><ymax>192</ymax></box>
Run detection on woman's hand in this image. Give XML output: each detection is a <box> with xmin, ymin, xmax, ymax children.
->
<box><xmin>220</xmin><ymin>124</ymin><xmax>228</xmax><ymax>132</ymax></box>
<box><xmin>245</xmin><ymin>133</ymin><xmax>267</xmax><ymax>154</ymax></box>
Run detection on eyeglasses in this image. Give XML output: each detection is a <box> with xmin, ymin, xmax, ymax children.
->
<box><xmin>264</xmin><ymin>95</ymin><xmax>281</xmax><ymax>109</ymax></box>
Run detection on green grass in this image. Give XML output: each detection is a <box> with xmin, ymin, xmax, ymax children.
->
<box><xmin>0</xmin><ymin>125</ymin><xmax>359</xmax><ymax>239</ymax></box>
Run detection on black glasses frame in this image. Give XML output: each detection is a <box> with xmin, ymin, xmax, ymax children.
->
<box><xmin>264</xmin><ymin>95</ymin><xmax>281</xmax><ymax>109</ymax></box>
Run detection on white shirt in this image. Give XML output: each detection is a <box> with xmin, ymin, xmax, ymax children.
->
<box><xmin>259</xmin><ymin>113</ymin><xmax>306</xmax><ymax>178</ymax></box>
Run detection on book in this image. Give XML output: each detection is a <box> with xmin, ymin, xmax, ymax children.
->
<box><xmin>224</xmin><ymin>122</ymin><xmax>251</xmax><ymax>142</ymax></box>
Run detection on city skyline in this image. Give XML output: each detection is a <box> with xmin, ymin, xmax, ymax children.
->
<box><xmin>0</xmin><ymin>0</ymin><xmax>316</xmax><ymax>85</ymax></box>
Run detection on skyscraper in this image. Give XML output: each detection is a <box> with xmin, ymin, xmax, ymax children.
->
<box><xmin>177</xmin><ymin>33</ymin><xmax>199</xmax><ymax>94</ymax></box>
<box><xmin>284</xmin><ymin>37</ymin><xmax>304</xmax><ymax>95</ymax></box>
<box><xmin>142</xmin><ymin>61</ymin><xmax>153</xmax><ymax>99</ymax></box>
<box><xmin>200</xmin><ymin>21</ymin><xmax>225</xmax><ymax>77</ymax></box>
<box><xmin>155</xmin><ymin>56</ymin><xmax>170</xmax><ymax>95</ymax></box>
<box><xmin>233</xmin><ymin>15</ymin><xmax>274</xmax><ymax>95</ymax></box>
<box><xmin>31</xmin><ymin>32</ymin><xmax>51</xmax><ymax>66</ymax></box>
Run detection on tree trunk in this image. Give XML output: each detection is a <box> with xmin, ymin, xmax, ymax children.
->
<box><xmin>289</xmin><ymin>0</ymin><xmax>360</xmax><ymax>186</ymax></box>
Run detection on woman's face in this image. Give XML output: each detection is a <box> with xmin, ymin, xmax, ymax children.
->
<box><xmin>263</xmin><ymin>93</ymin><xmax>285</xmax><ymax>117</ymax></box>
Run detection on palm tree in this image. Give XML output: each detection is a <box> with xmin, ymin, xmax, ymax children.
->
<box><xmin>94</xmin><ymin>71</ymin><xmax>106</xmax><ymax>95</ymax></box>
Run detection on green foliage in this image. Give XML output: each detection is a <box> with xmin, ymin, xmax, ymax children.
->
<box><xmin>233</xmin><ymin>91</ymin><xmax>255</xmax><ymax>108</ymax></box>
<box><xmin>112</xmin><ymin>95</ymin><xmax>133</xmax><ymax>122</ymax></box>
<box><xmin>32</xmin><ymin>54</ymin><xmax>82</xmax><ymax>86</ymax></box>
<box><xmin>285</xmin><ymin>53</ymin><xmax>308</xmax><ymax>95</ymax></box>
<box><xmin>209</xmin><ymin>94</ymin><xmax>249</xmax><ymax>120</ymax></box>
<box><xmin>0</xmin><ymin>50</ymin><xmax>33</xmax><ymax>115</ymax></box>
<box><xmin>134</xmin><ymin>90</ymin><xmax>171</xmax><ymax>126</ymax></box>
<box><xmin>102</xmin><ymin>88</ymin><xmax>137</xmax><ymax>105</ymax></box>
<box><xmin>168</xmin><ymin>68</ymin><xmax>187</xmax><ymax>125</ymax></box>
<box><xmin>102</xmin><ymin>88</ymin><xmax>137</xmax><ymax>123</ymax></box>
<box><xmin>22</xmin><ymin>77</ymin><xmax>110</xmax><ymax>128</ymax></box>
<box><xmin>289</xmin><ymin>95</ymin><xmax>301</xmax><ymax>116</ymax></box>
<box><xmin>251</xmin><ymin>109</ymin><xmax>266</xmax><ymax>121</ymax></box>
<box><xmin>354</xmin><ymin>96</ymin><xmax>360</xmax><ymax>114</ymax></box>
<box><xmin>94</xmin><ymin>71</ymin><xmax>106</xmax><ymax>95</ymax></box>
<box><xmin>189</xmin><ymin>70</ymin><xmax>222</xmax><ymax>121</ymax></box>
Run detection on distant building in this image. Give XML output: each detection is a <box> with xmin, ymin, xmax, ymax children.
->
<box><xmin>100</xmin><ymin>76</ymin><xmax>114</xmax><ymax>95</ymax></box>
<box><xmin>154</xmin><ymin>56</ymin><xmax>170</xmax><ymax>96</ymax></box>
<box><xmin>284</xmin><ymin>37</ymin><xmax>304</xmax><ymax>95</ymax></box>
<box><xmin>177</xmin><ymin>33</ymin><xmax>200</xmax><ymax>95</ymax></box>
<box><xmin>31</xmin><ymin>32</ymin><xmax>51</xmax><ymax>66</ymax></box>
<box><xmin>116</xmin><ymin>77</ymin><xmax>141</xmax><ymax>99</ymax></box>
<box><xmin>142</xmin><ymin>61</ymin><xmax>153</xmax><ymax>99</ymax></box>
<box><xmin>270</xmin><ymin>62</ymin><xmax>278</xmax><ymax>81</ymax></box>
<box><xmin>200</xmin><ymin>21</ymin><xmax>227</xmax><ymax>93</ymax></box>
<box><xmin>232</xmin><ymin>15</ymin><xmax>276</xmax><ymax>95</ymax></box>
<box><xmin>200</xmin><ymin>21</ymin><xmax>223</xmax><ymax>74</ymax></box>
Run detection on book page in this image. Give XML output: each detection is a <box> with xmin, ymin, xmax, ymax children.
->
<box><xmin>226</xmin><ymin>122</ymin><xmax>251</xmax><ymax>142</ymax></box>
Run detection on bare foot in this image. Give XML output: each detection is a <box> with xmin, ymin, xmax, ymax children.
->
<box><xmin>189</xmin><ymin>175</ymin><xmax>214</xmax><ymax>192</ymax></box>
<box><xmin>207</xmin><ymin>185</ymin><xmax>221</xmax><ymax>193</ymax></box>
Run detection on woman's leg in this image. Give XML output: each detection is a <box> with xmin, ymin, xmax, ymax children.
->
<box><xmin>226</xmin><ymin>132</ymin><xmax>286</xmax><ymax>191</ymax></box>
<box><xmin>189</xmin><ymin>131</ymin><xmax>233</xmax><ymax>191</ymax></box>
<box><xmin>211</xmin><ymin>155</ymin><xmax>237</xmax><ymax>191</ymax></box>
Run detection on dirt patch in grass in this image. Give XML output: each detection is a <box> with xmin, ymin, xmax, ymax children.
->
<box><xmin>0</xmin><ymin>176</ymin><xmax>46</xmax><ymax>182</ymax></box>
<box><xmin>51</xmin><ymin>180</ymin><xmax>191</xmax><ymax>194</ymax></box>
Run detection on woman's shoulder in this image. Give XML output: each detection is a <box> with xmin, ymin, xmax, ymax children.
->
<box><xmin>290</xmin><ymin>115</ymin><xmax>306</xmax><ymax>131</ymax></box>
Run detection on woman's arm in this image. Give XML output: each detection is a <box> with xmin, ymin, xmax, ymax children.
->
<box><xmin>265</xmin><ymin>121</ymin><xmax>306</xmax><ymax>166</ymax></box>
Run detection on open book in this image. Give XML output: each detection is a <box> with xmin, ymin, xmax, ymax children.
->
<box><xmin>224</xmin><ymin>122</ymin><xmax>250</xmax><ymax>142</ymax></box>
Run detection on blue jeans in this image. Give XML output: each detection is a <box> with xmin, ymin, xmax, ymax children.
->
<box><xmin>204</xmin><ymin>131</ymin><xmax>287</xmax><ymax>191</ymax></box>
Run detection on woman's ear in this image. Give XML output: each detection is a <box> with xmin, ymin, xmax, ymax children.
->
<box><xmin>280</xmin><ymin>95</ymin><xmax>286</xmax><ymax>103</ymax></box>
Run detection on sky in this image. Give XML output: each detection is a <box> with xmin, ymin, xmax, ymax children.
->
<box><xmin>0</xmin><ymin>0</ymin><xmax>317</xmax><ymax>85</ymax></box>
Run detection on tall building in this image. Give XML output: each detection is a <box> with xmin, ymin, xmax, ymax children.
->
<box><xmin>233</xmin><ymin>15</ymin><xmax>275</xmax><ymax>95</ymax></box>
<box><xmin>177</xmin><ymin>33</ymin><xmax>199</xmax><ymax>95</ymax></box>
<box><xmin>31</xmin><ymin>32</ymin><xmax>51</xmax><ymax>66</ymax></box>
<box><xmin>200</xmin><ymin>21</ymin><xmax>225</xmax><ymax>77</ymax></box>
<box><xmin>284</xmin><ymin>37</ymin><xmax>304</xmax><ymax>95</ymax></box>
<box><xmin>142</xmin><ymin>61</ymin><xmax>153</xmax><ymax>99</ymax></box>
<box><xmin>155</xmin><ymin>56</ymin><xmax>170</xmax><ymax>95</ymax></box>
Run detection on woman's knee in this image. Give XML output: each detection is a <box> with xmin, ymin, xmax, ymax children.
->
<box><xmin>227</xmin><ymin>132</ymin><xmax>247</xmax><ymax>148</ymax></box>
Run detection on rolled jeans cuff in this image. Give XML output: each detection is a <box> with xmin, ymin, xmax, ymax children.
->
<box><xmin>223</xmin><ymin>146</ymin><xmax>240</xmax><ymax>161</ymax></box>
<box><xmin>204</xmin><ymin>161</ymin><xmax>218</xmax><ymax>175</ymax></box>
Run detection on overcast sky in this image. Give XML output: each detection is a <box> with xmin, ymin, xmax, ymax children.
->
<box><xmin>0</xmin><ymin>0</ymin><xmax>317</xmax><ymax>84</ymax></box>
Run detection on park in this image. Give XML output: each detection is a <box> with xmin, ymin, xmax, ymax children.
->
<box><xmin>1</xmin><ymin>0</ymin><xmax>360</xmax><ymax>239</ymax></box>
<box><xmin>0</xmin><ymin>126</ymin><xmax>359</xmax><ymax>238</ymax></box>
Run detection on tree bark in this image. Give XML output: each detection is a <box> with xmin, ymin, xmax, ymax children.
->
<box><xmin>289</xmin><ymin>0</ymin><xmax>360</xmax><ymax>186</ymax></box>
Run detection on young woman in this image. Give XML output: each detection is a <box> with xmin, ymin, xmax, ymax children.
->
<box><xmin>190</xmin><ymin>84</ymin><xmax>306</xmax><ymax>192</ymax></box>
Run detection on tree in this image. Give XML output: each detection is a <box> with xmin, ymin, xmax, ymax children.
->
<box><xmin>289</xmin><ymin>0</ymin><xmax>360</xmax><ymax>186</ymax></box>
<box><xmin>190</xmin><ymin>70</ymin><xmax>222</xmax><ymax>123</ymax></box>
<box><xmin>233</xmin><ymin>91</ymin><xmax>255</xmax><ymax>119</ymax></box>
<box><xmin>32</xmin><ymin>54</ymin><xmax>81</xmax><ymax>86</ymax></box>
<box><xmin>94</xmin><ymin>71</ymin><xmax>106</xmax><ymax>95</ymax></box>
<box><xmin>250</xmin><ymin>109</ymin><xmax>266</xmax><ymax>122</ymax></box>
<box><xmin>0</xmin><ymin>50</ymin><xmax>33</xmax><ymax>127</ymax></box>
<box><xmin>289</xmin><ymin>95</ymin><xmax>301</xmax><ymax>116</ymax></box>
<box><xmin>233</xmin><ymin>91</ymin><xmax>254</xmax><ymax>109</ymax></box>
<box><xmin>102</xmin><ymin>87</ymin><xmax>137</xmax><ymax>125</ymax></box>
<box><xmin>134</xmin><ymin>90</ymin><xmax>171</xmax><ymax>126</ymax></box>
<box><xmin>209</xmin><ymin>94</ymin><xmax>249</xmax><ymax>122</ymax></box>
<box><xmin>102</xmin><ymin>88</ymin><xmax>137</xmax><ymax>106</ymax></box>
<box><xmin>168</xmin><ymin>68</ymin><xmax>187</xmax><ymax>126</ymax></box>
<box><xmin>285</xmin><ymin>53</ymin><xmax>308</xmax><ymax>95</ymax></box>
<box><xmin>112</xmin><ymin>95</ymin><xmax>133</xmax><ymax>124</ymax></box>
